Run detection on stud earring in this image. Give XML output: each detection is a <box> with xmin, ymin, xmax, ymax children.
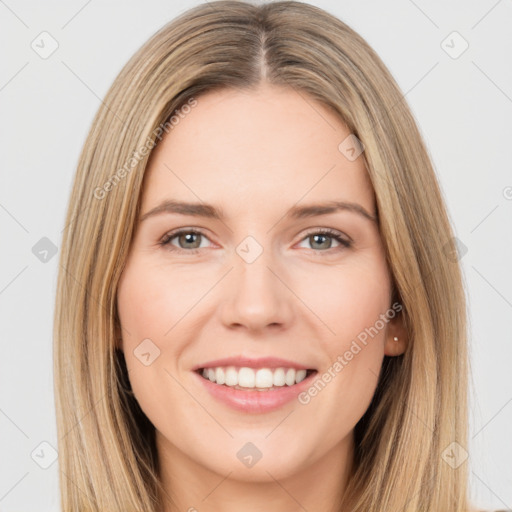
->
<box><xmin>393</xmin><ymin>336</ymin><xmax>398</xmax><ymax>341</ymax></box>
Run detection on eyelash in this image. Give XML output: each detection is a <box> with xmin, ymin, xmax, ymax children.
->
<box><xmin>159</xmin><ymin>228</ymin><xmax>352</xmax><ymax>255</ymax></box>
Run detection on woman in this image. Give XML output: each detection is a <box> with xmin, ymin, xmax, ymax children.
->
<box><xmin>53</xmin><ymin>1</ymin><xmax>485</xmax><ymax>510</ymax></box>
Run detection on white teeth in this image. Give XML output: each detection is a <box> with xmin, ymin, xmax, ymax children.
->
<box><xmin>238</xmin><ymin>367</ymin><xmax>255</xmax><ymax>387</ymax></box>
<box><xmin>285</xmin><ymin>368</ymin><xmax>296</xmax><ymax>386</ymax></box>
<box><xmin>215</xmin><ymin>367</ymin><xmax>225</xmax><ymax>385</ymax></box>
<box><xmin>295</xmin><ymin>369</ymin><xmax>307</xmax><ymax>383</ymax></box>
<box><xmin>200</xmin><ymin>366</ymin><xmax>311</xmax><ymax>388</ymax></box>
<box><xmin>225</xmin><ymin>366</ymin><xmax>238</xmax><ymax>386</ymax></box>
<box><xmin>273</xmin><ymin>367</ymin><xmax>286</xmax><ymax>386</ymax></box>
<box><xmin>255</xmin><ymin>368</ymin><xmax>273</xmax><ymax>388</ymax></box>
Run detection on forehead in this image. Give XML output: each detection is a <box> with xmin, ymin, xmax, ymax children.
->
<box><xmin>141</xmin><ymin>84</ymin><xmax>375</xmax><ymax>217</ymax></box>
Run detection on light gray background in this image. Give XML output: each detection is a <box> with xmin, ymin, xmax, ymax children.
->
<box><xmin>1</xmin><ymin>0</ymin><xmax>511</xmax><ymax>510</ymax></box>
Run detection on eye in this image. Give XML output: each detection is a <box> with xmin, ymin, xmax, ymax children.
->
<box><xmin>159</xmin><ymin>229</ymin><xmax>212</xmax><ymax>253</ymax></box>
<box><xmin>159</xmin><ymin>227</ymin><xmax>352</xmax><ymax>254</ymax></box>
<box><xmin>297</xmin><ymin>228</ymin><xmax>352</xmax><ymax>253</ymax></box>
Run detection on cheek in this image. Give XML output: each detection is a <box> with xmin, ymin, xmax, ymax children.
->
<box><xmin>292</xmin><ymin>252</ymin><xmax>391</xmax><ymax>346</ymax></box>
<box><xmin>292</xmin><ymin>253</ymin><xmax>390</xmax><ymax>421</ymax></box>
<box><xmin>116</xmin><ymin>259</ymin><xmax>216</xmax><ymax>403</ymax></box>
<box><xmin>117</xmin><ymin>262</ymin><xmax>204</xmax><ymax>344</ymax></box>
<box><xmin>116</xmin><ymin>264</ymin><xmax>188</xmax><ymax>425</ymax></box>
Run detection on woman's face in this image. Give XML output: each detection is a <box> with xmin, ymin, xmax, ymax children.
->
<box><xmin>117</xmin><ymin>83</ymin><xmax>406</xmax><ymax>486</ymax></box>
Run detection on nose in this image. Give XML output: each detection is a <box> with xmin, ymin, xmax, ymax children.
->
<box><xmin>218</xmin><ymin>248</ymin><xmax>295</xmax><ymax>333</ymax></box>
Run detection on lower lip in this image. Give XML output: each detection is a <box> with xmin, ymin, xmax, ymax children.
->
<box><xmin>192</xmin><ymin>370</ymin><xmax>317</xmax><ymax>413</ymax></box>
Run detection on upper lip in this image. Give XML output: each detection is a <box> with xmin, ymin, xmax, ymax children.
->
<box><xmin>192</xmin><ymin>356</ymin><xmax>315</xmax><ymax>371</ymax></box>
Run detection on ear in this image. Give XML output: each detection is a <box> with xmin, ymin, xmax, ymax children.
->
<box><xmin>384</xmin><ymin>310</ymin><xmax>408</xmax><ymax>356</ymax></box>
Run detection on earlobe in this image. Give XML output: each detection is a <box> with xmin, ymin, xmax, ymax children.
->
<box><xmin>384</xmin><ymin>315</ymin><xmax>408</xmax><ymax>356</ymax></box>
<box><xmin>384</xmin><ymin>334</ymin><xmax>408</xmax><ymax>356</ymax></box>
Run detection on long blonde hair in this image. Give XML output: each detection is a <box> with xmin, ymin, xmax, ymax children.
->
<box><xmin>53</xmin><ymin>1</ymin><xmax>470</xmax><ymax>510</ymax></box>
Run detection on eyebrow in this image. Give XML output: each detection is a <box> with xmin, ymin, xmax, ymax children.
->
<box><xmin>139</xmin><ymin>199</ymin><xmax>378</xmax><ymax>223</ymax></box>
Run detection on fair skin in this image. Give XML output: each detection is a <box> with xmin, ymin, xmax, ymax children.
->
<box><xmin>116</xmin><ymin>83</ymin><xmax>407</xmax><ymax>512</ymax></box>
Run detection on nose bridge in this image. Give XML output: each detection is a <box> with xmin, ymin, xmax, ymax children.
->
<box><xmin>219</xmin><ymin>238</ymin><xmax>293</xmax><ymax>330</ymax></box>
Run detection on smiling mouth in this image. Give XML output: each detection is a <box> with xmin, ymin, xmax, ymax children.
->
<box><xmin>195</xmin><ymin>367</ymin><xmax>317</xmax><ymax>391</ymax></box>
